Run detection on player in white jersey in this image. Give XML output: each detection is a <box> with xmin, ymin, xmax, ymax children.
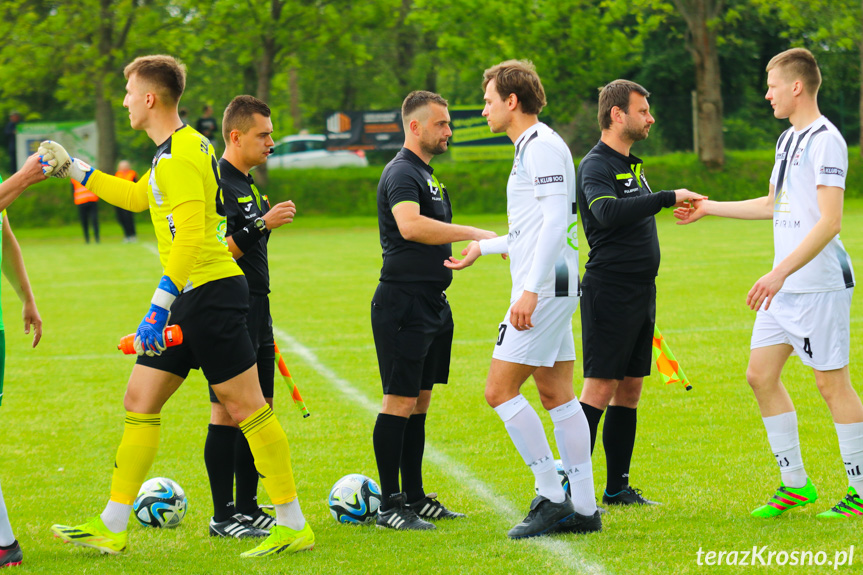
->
<box><xmin>446</xmin><ymin>60</ymin><xmax>600</xmax><ymax>538</ymax></box>
<box><xmin>676</xmin><ymin>48</ymin><xmax>863</xmax><ymax>519</ymax></box>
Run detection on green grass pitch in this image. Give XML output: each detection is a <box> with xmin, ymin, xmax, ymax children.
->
<box><xmin>2</xmin><ymin>201</ymin><xmax>863</xmax><ymax>574</ymax></box>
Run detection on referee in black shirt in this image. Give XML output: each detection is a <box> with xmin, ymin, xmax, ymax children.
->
<box><xmin>576</xmin><ymin>80</ymin><xmax>703</xmax><ymax>507</ymax></box>
<box><xmin>372</xmin><ymin>91</ymin><xmax>496</xmax><ymax>530</ymax></box>
<box><xmin>204</xmin><ymin>95</ymin><xmax>299</xmax><ymax>538</ymax></box>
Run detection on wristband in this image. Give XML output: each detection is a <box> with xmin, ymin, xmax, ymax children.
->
<box><xmin>231</xmin><ymin>223</ymin><xmax>264</xmax><ymax>253</ymax></box>
<box><xmin>152</xmin><ymin>275</ymin><xmax>179</xmax><ymax>309</ymax></box>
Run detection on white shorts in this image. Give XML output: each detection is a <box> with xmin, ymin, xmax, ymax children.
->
<box><xmin>751</xmin><ymin>289</ymin><xmax>852</xmax><ymax>371</ymax></box>
<box><xmin>492</xmin><ymin>296</ymin><xmax>578</xmax><ymax>367</ymax></box>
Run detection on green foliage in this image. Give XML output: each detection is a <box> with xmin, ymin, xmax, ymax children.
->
<box><xmin>0</xmin><ymin>0</ymin><xmax>860</xmax><ymax>168</ymax></box>
<box><xmin>0</xmin><ymin>0</ymin><xmax>196</xmax><ymax>167</ymax></box>
<box><xmin>635</xmin><ymin>0</ymin><xmax>794</xmax><ymax>152</ymax></box>
<box><xmin>752</xmin><ymin>0</ymin><xmax>862</xmax><ymax>144</ymax></box>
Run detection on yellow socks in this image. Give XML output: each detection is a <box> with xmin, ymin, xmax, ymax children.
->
<box><xmin>240</xmin><ymin>405</ymin><xmax>297</xmax><ymax>505</ymax></box>
<box><xmin>110</xmin><ymin>412</ymin><xmax>160</xmax><ymax>505</ymax></box>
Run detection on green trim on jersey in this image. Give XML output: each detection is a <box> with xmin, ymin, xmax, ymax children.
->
<box><xmin>250</xmin><ymin>184</ymin><xmax>263</xmax><ymax>211</ymax></box>
<box><xmin>615</xmin><ymin>164</ymin><xmax>643</xmax><ymax>182</ymax></box>
<box><xmin>588</xmin><ymin>195</ymin><xmax>616</xmax><ymax>209</ymax></box>
<box><xmin>392</xmin><ymin>200</ymin><xmax>420</xmax><ymax>209</ymax></box>
<box><xmin>430</xmin><ymin>174</ymin><xmax>443</xmax><ymax>190</ymax></box>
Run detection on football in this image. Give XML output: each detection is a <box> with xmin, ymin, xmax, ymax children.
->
<box><xmin>535</xmin><ymin>459</ymin><xmax>570</xmax><ymax>496</ymax></box>
<box><xmin>133</xmin><ymin>477</ymin><xmax>188</xmax><ymax>528</ymax></box>
<box><xmin>328</xmin><ymin>474</ymin><xmax>382</xmax><ymax>524</ymax></box>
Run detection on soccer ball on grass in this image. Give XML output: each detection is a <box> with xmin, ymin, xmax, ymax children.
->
<box><xmin>133</xmin><ymin>477</ymin><xmax>188</xmax><ymax>528</ymax></box>
<box><xmin>328</xmin><ymin>474</ymin><xmax>382</xmax><ymax>524</ymax></box>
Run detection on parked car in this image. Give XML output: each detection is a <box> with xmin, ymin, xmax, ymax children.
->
<box><xmin>267</xmin><ymin>134</ymin><xmax>368</xmax><ymax>169</ymax></box>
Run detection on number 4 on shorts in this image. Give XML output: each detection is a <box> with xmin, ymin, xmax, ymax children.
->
<box><xmin>803</xmin><ymin>337</ymin><xmax>813</xmax><ymax>359</ymax></box>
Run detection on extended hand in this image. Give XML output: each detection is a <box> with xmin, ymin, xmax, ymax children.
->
<box><xmin>134</xmin><ymin>276</ymin><xmax>179</xmax><ymax>356</ymax></box>
<box><xmin>262</xmin><ymin>200</ymin><xmax>296</xmax><ymax>231</ymax></box>
<box><xmin>673</xmin><ymin>188</ymin><xmax>707</xmax><ymax>208</ymax></box>
<box><xmin>674</xmin><ymin>198</ymin><xmax>709</xmax><ymax>225</ymax></box>
<box><xmin>20</xmin><ymin>153</ymin><xmax>49</xmax><ymax>184</ymax></box>
<box><xmin>746</xmin><ymin>269</ymin><xmax>785</xmax><ymax>311</ymax></box>
<box><xmin>510</xmin><ymin>291</ymin><xmax>538</xmax><ymax>331</ymax></box>
<box><xmin>444</xmin><ymin>241</ymin><xmax>482</xmax><ymax>271</ymax></box>
<box><xmin>37</xmin><ymin>140</ymin><xmax>93</xmax><ymax>184</ymax></box>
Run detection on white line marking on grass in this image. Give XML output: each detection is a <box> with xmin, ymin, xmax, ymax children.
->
<box><xmin>141</xmin><ymin>242</ymin><xmax>159</xmax><ymax>256</ymax></box>
<box><xmin>273</xmin><ymin>326</ymin><xmax>605</xmax><ymax>574</ymax></box>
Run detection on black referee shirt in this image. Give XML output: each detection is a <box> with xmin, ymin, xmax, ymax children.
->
<box><xmin>576</xmin><ymin>141</ymin><xmax>677</xmax><ymax>282</ymax></box>
<box><xmin>377</xmin><ymin>148</ymin><xmax>453</xmax><ymax>291</ymax></box>
<box><xmin>220</xmin><ymin>158</ymin><xmax>271</xmax><ymax>295</ymax></box>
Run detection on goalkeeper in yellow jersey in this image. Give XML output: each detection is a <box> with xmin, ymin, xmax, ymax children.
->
<box><xmin>41</xmin><ymin>55</ymin><xmax>313</xmax><ymax>559</ymax></box>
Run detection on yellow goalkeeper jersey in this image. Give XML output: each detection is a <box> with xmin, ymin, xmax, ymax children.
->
<box><xmin>147</xmin><ymin>125</ymin><xmax>240</xmax><ymax>290</ymax></box>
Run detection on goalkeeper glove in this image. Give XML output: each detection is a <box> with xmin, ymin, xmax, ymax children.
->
<box><xmin>134</xmin><ymin>275</ymin><xmax>180</xmax><ymax>357</ymax></box>
<box><xmin>37</xmin><ymin>140</ymin><xmax>94</xmax><ymax>185</ymax></box>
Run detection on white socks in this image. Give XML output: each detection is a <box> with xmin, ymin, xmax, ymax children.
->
<box><xmin>276</xmin><ymin>498</ymin><xmax>305</xmax><ymax>531</ymax></box>
<box><xmin>762</xmin><ymin>412</ymin><xmax>807</xmax><ymax>488</ymax></box>
<box><xmin>835</xmin><ymin>421</ymin><xmax>863</xmax><ymax>493</ymax></box>
<box><xmin>764</xmin><ymin>413</ymin><xmax>863</xmax><ymax>493</ymax></box>
<box><xmin>101</xmin><ymin>500</ymin><xmax>132</xmax><ymax>533</ymax></box>
<box><xmin>549</xmin><ymin>399</ymin><xmax>597</xmax><ymax>516</ymax></box>
<box><xmin>495</xmin><ymin>395</ymin><xmax>565</xmax><ymax>503</ymax></box>
<box><xmin>0</xmin><ymin>480</ymin><xmax>14</xmax><ymax>547</ymax></box>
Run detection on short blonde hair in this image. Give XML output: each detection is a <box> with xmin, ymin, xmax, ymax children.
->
<box><xmin>124</xmin><ymin>55</ymin><xmax>186</xmax><ymax>106</ymax></box>
<box><xmin>766</xmin><ymin>48</ymin><xmax>821</xmax><ymax>96</ymax></box>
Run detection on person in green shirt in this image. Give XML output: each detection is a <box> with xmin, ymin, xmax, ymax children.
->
<box><xmin>0</xmin><ymin>207</ymin><xmax>43</xmax><ymax>568</ymax></box>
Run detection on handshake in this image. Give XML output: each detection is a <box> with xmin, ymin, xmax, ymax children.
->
<box><xmin>36</xmin><ymin>140</ymin><xmax>94</xmax><ymax>185</ymax></box>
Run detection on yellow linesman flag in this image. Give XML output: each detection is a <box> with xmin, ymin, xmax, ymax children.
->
<box><xmin>652</xmin><ymin>325</ymin><xmax>693</xmax><ymax>391</ymax></box>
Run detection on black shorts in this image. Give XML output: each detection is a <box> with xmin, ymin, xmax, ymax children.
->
<box><xmin>209</xmin><ymin>293</ymin><xmax>275</xmax><ymax>402</ymax></box>
<box><xmin>580</xmin><ymin>272</ymin><xmax>655</xmax><ymax>380</ymax></box>
<box><xmin>371</xmin><ymin>282</ymin><xmax>453</xmax><ymax>397</ymax></box>
<box><xmin>137</xmin><ymin>275</ymin><xmax>257</xmax><ymax>386</ymax></box>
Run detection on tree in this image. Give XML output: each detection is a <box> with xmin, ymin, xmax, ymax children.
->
<box><xmin>671</xmin><ymin>0</ymin><xmax>725</xmax><ymax>167</ymax></box>
<box><xmin>187</xmin><ymin>0</ymin><xmax>367</xmax><ymax>183</ymax></box>
<box><xmin>0</xmin><ymin>0</ymin><xmax>188</xmax><ymax>171</ymax></box>
<box><xmin>756</xmin><ymin>0</ymin><xmax>862</xmax><ymax>153</ymax></box>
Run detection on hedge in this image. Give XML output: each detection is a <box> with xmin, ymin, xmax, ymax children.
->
<box><xmin>10</xmin><ymin>147</ymin><xmax>863</xmax><ymax>227</ymax></box>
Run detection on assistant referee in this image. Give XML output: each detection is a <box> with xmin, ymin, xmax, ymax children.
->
<box><xmin>372</xmin><ymin>90</ymin><xmax>495</xmax><ymax>530</ymax></box>
<box><xmin>204</xmin><ymin>95</ymin><xmax>299</xmax><ymax>539</ymax></box>
<box><xmin>576</xmin><ymin>80</ymin><xmax>702</xmax><ymax>507</ymax></box>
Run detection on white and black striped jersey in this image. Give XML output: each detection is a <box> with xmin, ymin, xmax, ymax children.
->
<box><xmin>505</xmin><ymin>122</ymin><xmax>579</xmax><ymax>301</ymax></box>
<box><xmin>770</xmin><ymin>115</ymin><xmax>854</xmax><ymax>293</ymax></box>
